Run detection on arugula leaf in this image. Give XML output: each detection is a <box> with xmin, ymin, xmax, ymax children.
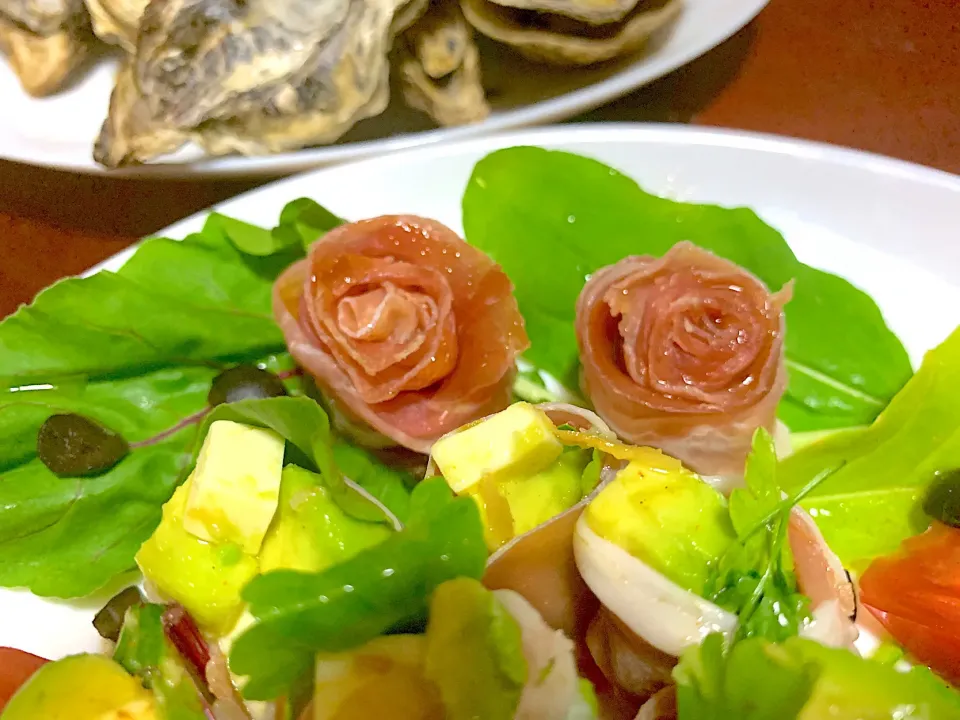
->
<box><xmin>205</xmin><ymin>213</ymin><xmax>286</xmax><ymax>257</ymax></box>
<box><xmin>673</xmin><ymin>633</ymin><xmax>822</xmax><ymax>720</ymax></box>
<box><xmin>0</xmin><ymin>227</ymin><xmax>291</xmax><ymax>598</ymax></box>
<box><xmin>332</xmin><ymin>440</ymin><xmax>412</xmax><ymax>523</ymax></box>
<box><xmin>780</xmin><ymin>324</ymin><xmax>960</xmax><ymax>567</ymax></box>
<box><xmin>272</xmin><ymin>198</ymin><xmax>345</xmax><ymax>251</ymax></box>
<box><xmin>675</xmin><ymin>634</ymin><xmax>960</xmax><ymax>720</ymax></box>
<box><xmin>461</xmin><ymin>147</ymin><xmax>912</xmax><ymax>431</ymax></box>
<box><xmin>229</xmin><ymin>477</ymin><xmax>487</xmax><ymax>700</ymax></box>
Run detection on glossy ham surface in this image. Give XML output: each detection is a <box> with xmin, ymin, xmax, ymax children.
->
<box><xmin>575</xmin><ymin>242</ymin><xmax>790</xmax><ymax>477</ymax></box>
<box><xmin>274</xmin><ymin>215</ymin><xmax>529</xmax><ymax>453</ymax></box>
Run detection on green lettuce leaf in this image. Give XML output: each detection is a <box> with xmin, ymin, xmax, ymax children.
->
<box><xmin>272</xmin><ymin>198</ymin><xmax>345</xmax><ymax>250</ymax></box>
<box><xmin>779</xmin><ymin>325</ymin><xmax>960</xmax><ymax>566</ymax></box>
<box><xmin>0</xmin><ymin>228</ymin><xmax>290</xmax><ymax>598</ymax></box>
<box><xmin>424</xmin><ymin>578</ymin><xmax>527</xmax><ymax>720</ymax></box>
<box><xmin>461</xmin><ymin>147</ymin><xmax>912</xmax><ymax>432</ymax></box>
<box><xmin>675</xmin><ymin>634</ymin><xmax>960</xmax><ymax>720</ymax></box>
<box><xmin>229</xmin><ymin>477</ymin><xmax>488</xmax><ymax>700</ymax></box>
<box><xmin>332</xmin><ymin>441</ymin><xmax>413</xmax><ymax>523</ymax></box>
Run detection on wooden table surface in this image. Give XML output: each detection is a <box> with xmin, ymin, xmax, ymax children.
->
<box><xmin>1</xmin><ymin>0</ymin><xmax>957</xmax><ymax>319</ymax></box>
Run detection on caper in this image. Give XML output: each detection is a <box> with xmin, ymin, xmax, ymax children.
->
<box><xmin>93</xmin><ymin>585</ymin><xmax>144</xmax><ymax>642</ymax></box>
<box><xmin>923</xmin><ymin>469</ymin><xmax>960</xmax><ymax>529</ymax></box>
<box><xmin>207</xmin><ymin>364</ymin><xmax>288</xmax><ymax>406</ymax></box>
<box><xmin>37</xmin><ymin>414</ymin><xmax>129</xmax><ymax>478</ymax></box>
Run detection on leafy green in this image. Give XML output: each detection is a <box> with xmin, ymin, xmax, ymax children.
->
<box><xmin>461</xmin><ymin>147</ymin><xmax>912</xmax><ymax>431</ymax></box>
<box><xmin>779</xmin><ymin>324</ymin><xmax>960</xmax><ymax>567</ymax></box>
<box><xmin>113</xmin><ymin>602</ymin><xmax>210</xmax><ymax>720</ymax></box>
<box><xmin>229</xmin><ymin>477</ymin><xmax>488</xmax><ymax>700</ymax></box>
<box><xmin>674</xmin><ymin>633</ymin><xmax>817</xmax><ymax>720</ymax></box>
<box><xmin>272</xmin><ymin>198</ymin><xmax>345</xmax><ymax>251</ymax></box>
<box><xmin>707</xmin><ymin>429</ymin><xmax>823</xmax><ymax>642</ymax></box>
<box><xmin>424</xmin><ymin>578</ymin><xmax>527</xmax><ymax>720</ymax></box>
<box><xmin>675</xmin><ymin>634</ymin><xmax>960</xmax><ymax>720</ymax></box>
<box><xmin>0</xmin><ymin>227</ymin><xmax>290</xmax><ymax>598</ymax></box>
<box><xmin>333</xmin><ymin>441</ymin><xmax>413</xmax><ymax>523</ymax></box>
<box><xmin>206</xmin><ymin>213</ymin><xmax>286</xmax><ymax>257</ymax></box>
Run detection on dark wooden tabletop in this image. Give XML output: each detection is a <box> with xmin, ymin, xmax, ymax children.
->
<box><xmin>1</xmin><ymin>0</ymin><xmax>957</xmax><ymax>319</ymax></box>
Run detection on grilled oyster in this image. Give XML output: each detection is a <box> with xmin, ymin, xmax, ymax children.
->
<box><xmin>0</xmin><ymin>0</ymin><xmax>94</xmax><ymax>95</ymax></box>
<box><xmin>82</xmin><ymin>0</ymin><xmax>146</xmax><ymax>51</ymax></box>
<box><xmin>94</xmin><ymin>0</ymin><xmax>412</xmax><ymax>167</ymax></box>
<box><xmin>396</xmin><ymin>0</ymin><xmax>489</xmax><ymax>126</ymax></box>
<box><xmin>461</xmin><ymin>0</ymin><xmax>682</xmax><ymax>66</ymax></box>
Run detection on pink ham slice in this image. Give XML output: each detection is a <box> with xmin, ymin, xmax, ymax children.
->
<box><xmin>575</xmin><ymin>242</ymin><xmax>790</xmax><ymax>478</ymax></box>
<box><xmin>273</xmin><ymin>215</ymin><xmax>528</xmax><ymax>453</ymax></box>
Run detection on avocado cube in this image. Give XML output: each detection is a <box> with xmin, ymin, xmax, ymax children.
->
<box><xmin>183</xmin><ymin>420</ymin><xmax>285</xmax><ymax>556</ymax></box>
<box><xmin>136</xmin><ymin>478</ymin><xmax>259</xmax><ymax>635</ymax></box>
<box><xmin>431</xmin><ymin>403</ymin><xmax>563</xmax><ymax>494</ymax></box>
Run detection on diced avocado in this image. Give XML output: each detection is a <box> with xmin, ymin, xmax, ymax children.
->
<box><xmin>136</xmin><ymin>478</ymin><xmax>259</xmax><ymax>634</ymax></box>
<box><xmin>788</xmin><ymin>637</ymin><xmax>960</xmax><ymax>719</ymax></box>
<box><xmin>259</xmin><ymin>465</ymin><xmax>392</xmax><ymax>574</ymax></box>
<box><xmin>431</xmin><ymin>403</ymin><xmax>562</xmax><ymax>494</ymax></box>
<box><xmin>313</xmin><ymin>635</ymin><xmax>445</xmax><ymax>720</ymax></box>
<box><xmin>0</xmin><ymin>654</ymin><xmax>157</xmax><ymax>720</ymax></box>
<box><xmin>586</xmin><ymin>461</ymin><xmax>736</xmax><ymax>596</ymax></box>
<box><xmin>113</xmin><ymin>603</ymin><xmax>210</xmax><ymax>720</ymax></box>
<box><xmin>500</xmin><ymin>448</ymin><xmax>589</xmax><ymax>537</ymax></box>
<box><xmin>183</xmin><ymin>420</ymin><xmax>285</xmax><ymax>555</ymax></box>
<box><xmin>424</xmin><ymin>578</ymin><xmax>527</xmax><ymax>720</ymax></box>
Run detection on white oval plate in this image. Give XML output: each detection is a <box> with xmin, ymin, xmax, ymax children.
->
<box><xmin>0</xmin><ymin>0</ymin><xmax>767</xmax><ymax>178</ymax></box>
<box><xmin>2</xmin><ymin>123</ymin><xmax>960</xmax><ymax>661</ymax></box>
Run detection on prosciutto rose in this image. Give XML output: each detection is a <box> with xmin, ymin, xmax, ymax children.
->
<box><xmin>274</xmin><ymin>215</ymin><xmax>529</xmax><ymax>453</ymax></box>
<box><xmin>575</xmin><ymin>241</ymin><xmax>789</xmax><ymax>477</ymax></box>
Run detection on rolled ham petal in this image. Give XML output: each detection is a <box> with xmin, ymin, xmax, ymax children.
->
<box><xmin>575</xmin><ymin>242</ymin><xmax>790</xmax><ymax>477</ymax></box>
<box><xmin>274</xmin><ymin>215</ymin><xmax>529</xmax><ymax>453</ymax></box>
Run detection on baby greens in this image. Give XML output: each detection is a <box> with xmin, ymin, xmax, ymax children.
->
<box><xmin>462</xmin><ymin>147</ymin><xmax>912</xmax><ymax>433</ymax></box>
<box><xmin>780</xmin><ymin>324</ymin><xmax>960</xmax><ymax>567</ymax></box>
<box><xmin>229</xmin><ymin>477</ymin><xmax>487</xmax><ymax>700</ymax></box>
<box><xmin>674</xmin><ymin>633</ymin><xmax>960</xmax><ymax>719</ymax></box>
<box><xmin>0</xmin><ymin>202</ymin><xmax>397</xmax><ymax>599</ymax></box>
<box><xmin>707</xmin><ymin>430</ymin><xmax>813</xmax><ymax>642</ymax></box>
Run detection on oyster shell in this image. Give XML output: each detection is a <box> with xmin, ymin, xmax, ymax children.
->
<box><xmin>461</xmin><ymin>0</ymin><xmax>682</xmax><ymax>66</ymax></box>
<box><xmin>0</xmin><ymin>0</ymin><xmax>93</xmax><ymax>95</ymax></box>
<box><xmin>95</xmin><ymin>0</ymin><xmax>409</xmax><ymax>167</ymax></box>
<box><xmin>396</xmin><ymin>0</ymin><xmax>489</xmax><ymax>126</ymax></box>
<box><xmin>82</xmin><ymin>0</ymin><xmax>146</xmax><ymax>51</ymax></box>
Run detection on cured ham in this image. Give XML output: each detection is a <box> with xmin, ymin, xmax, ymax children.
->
<box><xmin>274</xmin><ymin>215</ymin><xmax>529</xmax><ymax>453</ymax></box>
<box><xmin>575</xmin><ymin>242</ymin><xmax>790</xmax><ymax>477</ymax></box>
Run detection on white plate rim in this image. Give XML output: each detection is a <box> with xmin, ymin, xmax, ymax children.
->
<box><xmin>0</xmin><ymin>0</ymin><xmax>769</xmax><ymax>179</ymax></box>
<box><xmin>90</xmin><ymin>121</ymin><xmax>960</xmax><ymax>276</ymax></box>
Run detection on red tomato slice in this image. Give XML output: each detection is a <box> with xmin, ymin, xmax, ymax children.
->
<box><xmin>0</xmin><ymin>648</ymin><xmax>48</xmax><ymax>712</ymax></box>
<box><xmin>860</xmin><ymin>522</ymin><xmax>960</xmax><ymax>685</ymax></box>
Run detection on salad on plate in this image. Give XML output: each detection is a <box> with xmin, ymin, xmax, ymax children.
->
<box><xmin>1</xmin><ymin>146</ymin><xmax>959</xmax><ymax>720</ymax></box>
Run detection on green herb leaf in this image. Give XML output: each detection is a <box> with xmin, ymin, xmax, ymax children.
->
<box><xmin>206</xmin><ymin>213</ymin><xmax>286</xmax><ymax>257</ymax></box>
<box><xmin>272</xmin><ymin>198</ymin><xmax>345</xmax><ymax>251</ymax></box>
<box><xmin>0</xmin><ymin>228</ymin><xmax>291</xmax><ymax>598</ymax></box>
<box><xmin>229</xmin><ymin>477</ymin><xmax>487</xmax><ymax>700</ymax></box>
<box><xmin>675</xmin><ymin>634</ymin><xmax>960</xmax><ymax>720</ymax></box>
<box><xmin>673</xmin><ymin>633</ymin><xmax>821</xmax><ymax>720</ymax></box>
<box><xmin>424</xmin><ymin>578</ymin><xmax>527</xmax><ymax>720</ymax></box>
<box><xmin>780</xmin><ymin>325</ymin><xmax>960</xmax><ymax>567</ymax></box>
<box><xmin>332</xmin><ymin>440</ymin><xmax>413</xmax><ymax>523</ymax></box>
<box><xmin>708</xmin><ymin>429</ymin><xmax>812</xmax><ymax>642</ymax></box>
<box><xmin>461</xmin><ymin>147</ymin><xmax>912</xmax><ymax>431</ymax></box>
